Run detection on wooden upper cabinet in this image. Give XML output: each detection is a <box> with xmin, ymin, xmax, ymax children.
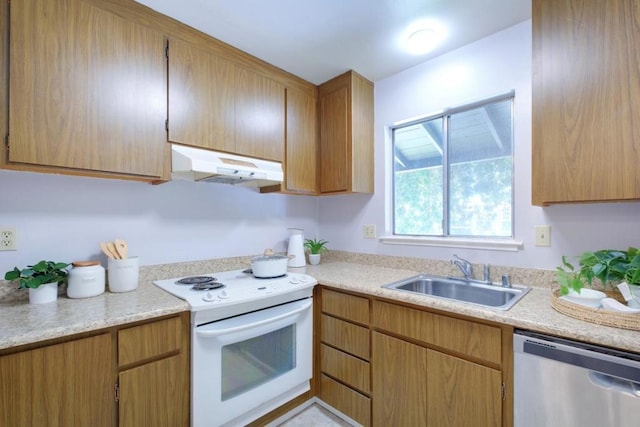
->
<box><xmin>236</xmin><ymin>68</ymin><xmax>285</xmax><ymax>162</ymax></box>
<box><xmin>168</xmin><ymin>38</ymin><xmax>236</xmax><ymax>154</ymax></box>
<box><xmin>318</xmin><ymin>70</ymin><xmax>374</xmax><ymax>194</ymax></box>
<box><xmin>532</xmin><ymin>0</ymin><xmax>640</xmax><ymax>205</ymax></box>
<box><xmin>168</xmin><ymin>38</ymin><xmax>285</xmax><ymax>162</ymax></box>
<box><xmin>8</xmin><ymin>0</ymin><xmax>168</xmax><ymax>179</ymax></box>
<box><xmin>284</xmin><ymin>86</ymin><xmax>318</xmax><ymax>193</ymax></box>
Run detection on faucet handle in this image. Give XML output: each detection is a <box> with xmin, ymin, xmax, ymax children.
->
<box><xmin>483</xmin><ymin>264</ymin><xmax>490</xmax><ymax>283</ymax></box>
<box><xmin>501</xmin><ymin>274</ymin><xmax>511</xmax><ymax>288</ymax></box>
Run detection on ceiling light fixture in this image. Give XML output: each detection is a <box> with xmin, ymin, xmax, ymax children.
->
<box><xmin>402</xmin><ymin>20</ymin><xmax>446</xmax><ymax>56</ymax></box>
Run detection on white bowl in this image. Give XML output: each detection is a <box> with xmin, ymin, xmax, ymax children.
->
<box><xmin>628</xmin><ymin>284</ymin><xmax>640</xmax><ymax>302</ymax></box>
<box><xmin>561</xmin><ymin>289</ymin><xmax>606</xmax><ymax>308</ymax></box>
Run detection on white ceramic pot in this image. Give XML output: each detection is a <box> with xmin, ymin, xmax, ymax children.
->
<box><xmin>308</xmin><ymin>254</ymin><xmax>321</xmax><ymax>265</ymax></box>
<box><xmin>251</xmin><ymin>253</ymin><xmax>289</xmax><ymax>278</ymax></box>
<box><xmin>28</xmin><ymin>282</ymin><xmax>58</xmax><ymax>304</ymax></box>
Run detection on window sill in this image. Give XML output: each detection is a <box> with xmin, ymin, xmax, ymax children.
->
<box><xmin>379</xmin><ymin>235</ymin><xmax>523</xmax><ymax>252</ymax></box>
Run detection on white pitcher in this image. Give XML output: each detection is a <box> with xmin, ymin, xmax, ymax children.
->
<box><xmin>287</xmin><ymin>228</ymin><xmax>306</xmax><ymax>267</ymax></box>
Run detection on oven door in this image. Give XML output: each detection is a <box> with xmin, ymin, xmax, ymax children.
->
<box><xmin>192</xmin><ymin>298</ymin><xmax>312</xmax><ymax>427</ymax></box>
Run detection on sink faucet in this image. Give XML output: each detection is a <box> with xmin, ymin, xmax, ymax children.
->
<box><xmin>452</xmin><ymin>254</ymin><xmax>473</xmax><ymax>280</ymax></box>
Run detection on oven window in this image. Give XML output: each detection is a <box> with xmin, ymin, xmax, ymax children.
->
<box><xmin>221</xmin><ymin>324</ymin><xmax>296</xmax><ymax>401</ymax></box>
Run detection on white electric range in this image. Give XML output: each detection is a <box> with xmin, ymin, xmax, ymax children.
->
<box><xmin>153</xmin><ymin>268</ymin><xmax>316</xmax><ymax>324</ymax></box>
<box><xmin>153</xmin><ymin>268</ymin><xmax>317</xmax><ymax>427</ymax></box>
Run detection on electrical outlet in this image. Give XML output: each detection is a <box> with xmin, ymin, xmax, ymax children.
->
<box><xmin>535</xmin><ymin>225</ymin><xmax>550</xmax><ymax>247</ymax></box>
<box><xmin>0</xmin><ymin>227</ymin><xmax>16</xmax><ymax>251</ymax></box>
<box><xmin>363</xmin><ymin>224</ymin><xmax>376</xmax><ymax>239</ymax></box>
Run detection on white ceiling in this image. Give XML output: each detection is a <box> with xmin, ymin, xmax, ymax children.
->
<box><xmin>134</xmin><ymin>0</ymin><xmax>531</xmax><ymax>85</ymax></box>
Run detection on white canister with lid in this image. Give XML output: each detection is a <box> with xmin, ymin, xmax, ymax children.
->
<box><xmin>67</xmin><ymin>260</ymin><xmax>106</xmax><ymax>299</ymax></box>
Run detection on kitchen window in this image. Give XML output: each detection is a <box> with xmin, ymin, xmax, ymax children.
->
<box><xmin>392</xmin><ymin>93</ymin><xmax>514</xmax><ymax>240</ymax></box>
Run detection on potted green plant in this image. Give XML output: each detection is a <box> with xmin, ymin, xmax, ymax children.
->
<box><xmin>556</xmin><ymin>247</ymin><xmax>640</xmax><ymax>295</ymax></box>
<box><xmin>4</xmin><ymin>260</ymin><xmax>70</xmax><ymax>304</ymax></box>
<box><xmin>304</xmin><ymin>238</ymin><xmax>329</xmax><ymax>265</ymax></box>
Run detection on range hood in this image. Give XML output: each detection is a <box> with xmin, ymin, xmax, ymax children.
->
<box><xmin>171</xmin><ymin>144</ymin><xmax>283</xmax><ymax>188</ymax></box>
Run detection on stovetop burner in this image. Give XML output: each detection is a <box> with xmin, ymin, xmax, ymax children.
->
<box><xmin>176</xmin><ymin>276</ymin><xmax>225</xmax><ymax>291</ymax></box>
<box><xmin>176</xmin><ymin>276</ymin><xmax>217</xmax><ymax>285</ymax></box>
<box><xmin>191</xmin><ymin>282</ymin><xmax>225</xmax><ymax>291</ymax></box>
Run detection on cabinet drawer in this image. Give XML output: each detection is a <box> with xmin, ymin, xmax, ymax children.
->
<box><xmin>373</xmin><ymin>300</ymin><xmax>502</xmax><ymax>364</ymax></box>
<box><xmin>430</xmin><ymin>310</ymin><xmax>502</xmax><ymax>364</ymax></box>
<box><xmin>118</xmin><ymin>316</ymin><xmax>182</xmax><ymax>366</ymax></box>
<box><xmin>319</xmin><ymin>374</ymin><xmax>371</xmax><ymax>427</ymax></box>
<box><xmin>320</xmin><ymin>343</ymin><xmax>370</xmax><ymax>394</ymax></box>
<box><xmin>321</xmin><ymin>288</ymin><xmax>369</xmax><ymax>324</ymax></box>
<box><xmin>321</xmin><ymin>314</ymin><xmax>370</xmax><ymax>360</ymax></box>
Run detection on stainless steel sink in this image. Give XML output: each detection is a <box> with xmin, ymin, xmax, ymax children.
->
<box><xmin>383</xmin><ymin>274</ymin><xmax>530</xmax><ymax>310</ymax></box>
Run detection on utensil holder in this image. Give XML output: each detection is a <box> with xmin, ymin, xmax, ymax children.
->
<box><xmin>107</xmin><ymin>256</ymin><xmax>139</xmax><ymax>293</ymax></box>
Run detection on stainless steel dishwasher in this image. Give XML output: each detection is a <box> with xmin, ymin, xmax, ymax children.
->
<box><xmin>514</xmin><ymin>330</ymin><xmax>640</xmax><ymax>427</ymax></box>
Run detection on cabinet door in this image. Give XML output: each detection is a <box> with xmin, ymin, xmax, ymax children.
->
<box><xmin>372</xmin><ymin>332</ymin><xmax>427</xmax><ymax>426</ymax></box>
<box><xmin>9</xmin><ymin>0</ymin><xmax>167</xmax><ymax>177</ymax></box>
<box><xmin>427</xmin><ymin>350</ymin><xmax>502</xmax><ymax>427</ymax></box>
<box><xmin>0</xmin><ymin>333</ymin><xmax>114</xmax><ymax>427</ymax></box>
<box><xmin>532</xmin><ymin>0</ymin><xmax>640</xmax><ymax>204</ymax></box>
<box><xmin>168</xmin><ymin>38</ymin><xmax>236</xmax><ymax>153</ymax></box>
<box><xmin>318</xmin><ymin>70</ymin><xmax>373</xmax><ymax>194</ymax></box>
<box><xmin>118</xmin><ymin>355</ymin><xmax>189</xmax><ymax>427</ymax></box>
<box><xmin>319</xmin><ymin>84</ymin><xmax>349</xmax><ymax>193</ymax></box>
<box><xmin>235</xmin><ymin>68</ymin><xmax>285</xmax><ymax>161</ymax></box>
<box><xmin>284</xmin><ymin>86</ymin><xmax>317</xmax><ymax>193</ymax></box>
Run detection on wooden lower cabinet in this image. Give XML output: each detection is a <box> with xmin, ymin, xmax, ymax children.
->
<box><xmin>319</xmin><ymin>374</ymin><xmax>371</xmax><ymax>427</ymax></box>
<box><xmin>117</xmin><ymin>313</ymin><xmax>190</xmax><ymax>426</ymax></box>
<box><xmin>0</xmin><ymin>312</ymin><xmax>189</xmax><ymax>427</ymax></box>
<box><xmin>372</xmin><ymin>332</ymin><xmax>503</xmax><ymax>427</ymax></box>
<box><xmin>118</xmin><ymin>354</ymin><xmax>187</xmax><ymax>427</ymax></box>
<box><xmin>372</xmin><ymin>332</ymin><xmax>427</xmax><ymax>426</ymax></box>
<box><xmin>316</xmin><ymin>287</ymin><xmax>511</xmax><ymax>427</ymax></box>
<box><xmin>0</xmin><ymin>333</ymin><xmax>114</xmax><ymax>427</ymax></box>
<box><xmin>318</xmin><ymin>287</ymin><xmax>371</xmax><ymax>426</ymax></box>
<box><xmin>427</xmin><ymin>350</ymin><xmax>502</xmax><ymax>426</ymax></box>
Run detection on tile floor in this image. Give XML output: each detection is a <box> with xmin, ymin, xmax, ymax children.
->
<box><xmin>277</xmin><ymin>403</ymin><xmax>353</xmax><ymax>427</ymax></box>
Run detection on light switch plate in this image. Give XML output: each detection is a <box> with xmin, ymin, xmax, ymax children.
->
<box><xmin>535</xmin><ymin>225</ymin><xmax>550</xmax><ymax>247</ymax></box>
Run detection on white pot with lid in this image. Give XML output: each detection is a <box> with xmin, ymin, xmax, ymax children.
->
<box><xmin>250</xmin><ymin>249</ymin><xmax>292</xmax><ymax>278</ymax></box>
<box><xmin>67</xmin><ymin>260</ymin><xmax>106</xmax><ymax>298</ymax></box>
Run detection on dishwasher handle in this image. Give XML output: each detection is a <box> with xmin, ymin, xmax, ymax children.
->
<box><xmin>588</xmin><ymin>371</ymin><xmax>640</xmax><ymax>398</ymax></box>
<box><xmin>515</xmin><ymin>332</ymin><xmax>640</xmax><ymax>384</ymax></box>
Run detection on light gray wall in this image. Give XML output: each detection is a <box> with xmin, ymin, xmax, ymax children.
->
<box><xmin>0</xmin><ymin>169</ymin><xmax>319</xmax><ymax>272</ymax></box>
<box><xmin>318</xmin><ymin>20</ymin><xmax>640</xmax><ymax>270</ymax></box>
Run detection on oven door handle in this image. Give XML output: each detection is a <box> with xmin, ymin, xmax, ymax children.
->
<box><xmin>195</xmin><ymin>300</ymin><xmax>312</xmax><ymax>337</ymax></box>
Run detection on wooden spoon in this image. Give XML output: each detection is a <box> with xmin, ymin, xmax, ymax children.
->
<box><xmin>106</xmin><ymin>241</ymin><xmax>120</xmax><ymax>259</ymax></box>
<box><xmin>114</xmin><ymin>239</ymin><xmax>128</xmax><ymax>260</ymax></box>
<box><xmin>100</xmin><ymin>242</ymin><xmax>116</xmax><ymax>259</ymax></box>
